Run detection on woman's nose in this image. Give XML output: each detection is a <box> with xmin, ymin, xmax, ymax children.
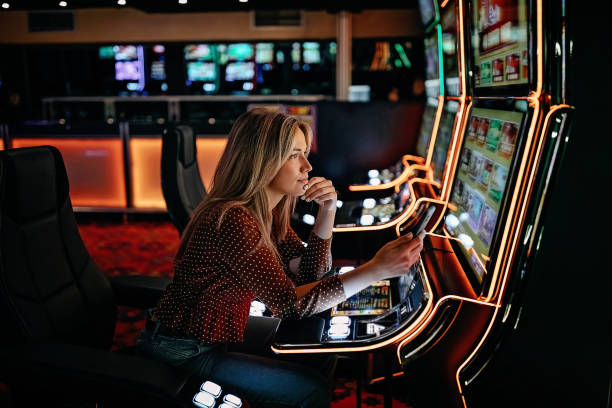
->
<box><xmin>302</xmin><ymin>157</ymin><xmax>312</xmax><ymax>172</ymax></box>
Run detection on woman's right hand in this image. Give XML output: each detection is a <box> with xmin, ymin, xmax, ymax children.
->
<box><xmin>369</xmin><ymin>231</ymin><xmax>426</xmax><ymax>279</ymax></box>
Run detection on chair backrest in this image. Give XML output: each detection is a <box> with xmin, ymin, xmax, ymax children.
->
<box><xmin>161</xmin><ymin>124</ymin><xmax>207</xmax><ymax>234</ymax></box>
<box><xmin>0</xmin><ymin>146</ymin><xmax>116</xmax><ymax>349</ymax></box>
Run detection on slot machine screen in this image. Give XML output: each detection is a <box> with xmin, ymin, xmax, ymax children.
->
<box><xmin>303</xmin><ymin>42</ymin><xmax>321</xmax><ymax>64</ymax></box>
<box><xmin>187</xmin><ymin>62</ymin><xmax>216</xmax><ymax>82</ymax></box>
<box><xmin>441</xmin><ymin>3</ymin><xmax>460</xmax><ymax>96</ymax></box>
<box><xmin>431</xmin><ymin>100</ymin><xmax>458</xmax><ymax>183</ymax></box>
<box><xmin>470</xmin><ymin>0</ymin><xmax>529</xmax><ymax>90</ymax></box>
<box><xmin>227</xmin><ymin>43</ymin><xmax>254</xmax><ymax>61</ymax></box>
<box><xmin>225</xmin><ymin>62</ymin><xmax>255</xmax><ymax>82</ymax></box>
<box><xmin>415</xmin><ymin>102</ymin><xmax>438</xmax><ymax>158</ymax></box>
<box><xmin>255</xmin><ymin>43</ymin><xmax>274</xmax><ymax>64</ymax></box>
<box><xmin>445</xmin><ymin>105</ymin><xmax>525</xmax><ymax>282</ymax></box>
<box><xmin>331</xmin><ymin>280</ymin><xmax>392</xmax><ymax>316</ymax></box>
<box><xmin>114</xmin><ymin>45</ymin><xmax>138</xmax><ymax>61</ymax></box>
<box><xmin>418</xmin><ymin>0</ymin><xmax>437</xmax><ymax>27</ymax></box>
<box><xmin>115</xmin><ymin>60</ymin><xmax>140</xmax><ymax>81</ymax></box>
<box><xmin>184</xmin><ymin>44</ymin><xmax>213</xmax><ymax>61</ymax></box>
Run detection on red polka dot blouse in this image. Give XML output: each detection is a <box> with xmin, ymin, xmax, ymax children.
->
<box><xmin>154</xmin><ymin>205</ymin><xmax>346</xmax><ymax>343</ymax></box>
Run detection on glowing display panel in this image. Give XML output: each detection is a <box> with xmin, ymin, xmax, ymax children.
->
<box><xmin>445</xmin><ymin>107</ymin><xmax>524</xmax><ymax>281</ymax></box>
<box><xmin>431</xmin><ymin>100</ymin><xmax>459</xmax><ymax>184</ymax></box>
<box><xmin>418</xmin><ymin>0</ymin><xmax>437</xmax><ymax>27</ymax></box>
<box><xmin>11</xmin><ymin>138</ymin><xmax>126</xmax><ymax>208</ymax></box>
<box><xmin>470</xmin><ymin>0</ymin><xmax>529</xmax><ymax>89</ymax></box>
<box><xmin>424</xmin><ymin>32</ymin><xmax>441</xmax><ymax>98</ymax></box>
<box><xmin>129</xmin><ymin>137</ymin><xmax>226</xmax><ymax>209</ymax></box>
<box><xmin>331</xmin><ymin>280</ymin><xmax>391</xmax><ymax>316</ymax></box>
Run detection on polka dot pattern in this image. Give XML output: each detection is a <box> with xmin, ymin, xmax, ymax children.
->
<box><xmin>154</xmin><ymin>205</ymin><xmax>346</xmax><ymax>343</ymax></box>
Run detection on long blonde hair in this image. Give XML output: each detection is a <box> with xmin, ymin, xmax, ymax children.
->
<box><xmin>175</xmin><ymin>108</ymin><xmax>312</xmax><ymax>261</ymax></box>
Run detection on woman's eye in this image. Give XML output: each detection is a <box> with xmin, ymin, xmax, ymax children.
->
<box><xmin>290</xmin><ymin>154</ymin><xmax>299</xmax><ymax>159</ymax></box>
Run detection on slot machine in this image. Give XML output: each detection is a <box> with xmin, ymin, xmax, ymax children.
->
<box><xmin>272</xmin><ymin>0</ymin><xmax>574</xmax><ymax>407</ymax></box>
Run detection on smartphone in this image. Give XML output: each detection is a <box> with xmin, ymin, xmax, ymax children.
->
<box><xmin>401</xmin><ymin>205</ymin><xmax>436</xmax><ymax>237</ymax></box>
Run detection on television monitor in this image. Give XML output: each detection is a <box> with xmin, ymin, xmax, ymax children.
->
<box><xmin>303</xmin><ymin>42</ymin><xmax>321</xmax><ymax>64</ymax></box>
<box><xmin>445</xmin><ymin>104</ymin><xmax>526</xmax><ymax>282</ymax></box>
<box><xmin>187</xmin><ymin>62</ymin><xmax>216</xmax><ymax>82</ymax></box>
<box><xmin>184</xmin><ymin>44</ymin><xmax>212</xmax><ymax>61</ymax></box>
<box><xmin>431</xmin><ymin>100</ymin><xmax>458</xmax><ymax>183</ymax></box>
<box><xmin>441</xmin><ymin>4</ymin><xmax>460</xmax><ymax>96</ymax></box>
<box><xmin>418</xmin><ymin>0</ymin><xmax>438</xmax><ymax>28</ymax></box>
<box><xmin>114</xmin><ymin>45</ymin><xmax>138</xmax><ymax>61</ymax></box>
<box><xmin>415</xmin><ymin>103</ymin><xmax>438</xmax><ymax>158</ymax></box>
<box><xmin>227</xmin><ymin>43</ymin><xmax>254</xmax><ymax>61</ymax></box>
<box><xmin>225</xmin><ymin>62</ymin><xmax>255</xmax><ymax>82</ymax></box>
<box><xmin>470</xmin><ymin>0</ymin><xmax>529</xmax><ymax>91</ymax></box>
<box><xmin>115</xmin><ymin>60</ymin><xmax>141</xmax><ymax>81</ymax></box>
<box><xmin>255</xmin><ymin>43</ymin><xmax>274</xmax><ymax>64</ymax></box>
<box><xmin>330</xmin><ymin>280</ymin><xmax>391</xmax><ymax>316</ymax></box>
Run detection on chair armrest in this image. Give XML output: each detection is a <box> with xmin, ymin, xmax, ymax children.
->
<box><xmin>109</xmin><ymin>275</ymin><xmax>170</xmax><ymax>309</ymax></box>
<box><xmin>0</xmin><ymin>343</ymin><xmax>197</xmax><ymax>407</ymax></box>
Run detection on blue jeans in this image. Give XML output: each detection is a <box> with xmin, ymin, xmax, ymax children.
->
<box><xmin>137</xmin><ymin>326</ymin><xmax>331</xmax><ymax>408</ymax></box>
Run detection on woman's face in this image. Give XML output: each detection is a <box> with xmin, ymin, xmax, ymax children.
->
<box><xmin>267</xmin><ymin>128</ymin><xmax>312</xmax><ymax>198</ymax></box>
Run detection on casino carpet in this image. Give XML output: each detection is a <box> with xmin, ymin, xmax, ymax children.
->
<box><xmin>77</xmin><ymin>219</ymin><xmax>414</xmax><ymax>408</ymax></box>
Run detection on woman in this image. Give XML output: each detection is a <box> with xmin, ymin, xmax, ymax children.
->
<box><xmin>138</xmin><ymin>108</ymin><xmax>425</xmax><ymax>408</ymax></box>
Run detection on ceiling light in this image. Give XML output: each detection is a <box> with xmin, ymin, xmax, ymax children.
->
<box><xmin>59</xmin><ymin>1</ymin><xmax>67</xmax><ymax>7</ymax></box>
<box><xmin>1</xmin><ymin>3</ymin><xmax>9</xmax><ymax>9</ymax></box>
<box><xmin>117</xmin><ymin>0</ymin><xmax>126</xmax><ymax>5</ymax></box>
<box><xmin>239</xmin><ymin>0</ymin><xmax>248</xmax><ymax>2</ymax></box>
<box><xmin>178</xmin><ymin>0</ymin><xmax>187</xmax><ymax>4</ymax></box>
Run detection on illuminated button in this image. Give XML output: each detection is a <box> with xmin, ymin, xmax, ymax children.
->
<box><xmin>367</xmin><ymin>169</ymin><xmax>380</xmax><ymax>178</ymax></box>
<box><xmin>193</xmin><ymin>391</ymin><xmax>215</xmax><ymax>408</ymax></box>
<box><xmin>224</xmin><ymin>394</ymin><xmax>242</xmax><ymax>407</ymax></box>
<box><xmin>369</xmin><ymin>177</ymin><xmax>381</xmax><ymax>185</ymax></box>
<box><xmin>366</xmin><ymin>323</ymin><xmax>386</xmax><ymax>335</ymax></box>
<box><xmin>328</xmin><ymin>323</ymin><xmax>350</xmax><ymax>338</ymax></box>
<box><xmin>201</xmin><ymin>381</ymin><xmax>222</xmax><ymax>397</ymax></box>
<box><xmin>362</xmin><ymin>198</ymin><xmax>376</xmax><ymax>209</ymax></box>
<box><xmin>336</xmin><ymin>200</ymin><xmax>343</xmax><ymax>208</ymax></box>
<box><xmin>458</xmin><ymin>233</ymin><xmax>474</xmax><ymax>249</ymax></box>
<box><xmin>360</xmin><ymin>214</ymin><xmax>375</xmax><ymax>226</ymax></box>
<box><xmin>445</xmin><ymin>214</ymin><xmax>459</xmax><ymax>229</ymax></box>
<box><xmin>330</xmin><ymin>316</ymin><xmax>351</xmax><ymax>326</ymax></box>
<box><xmin>459</xmin><ymin>212</ymin><xmax>469</xmax><ymax>222</ymax></box>
<box><xmin>219</xmin><ymin>404</ymin><xmax>235</xmax><ymax>408</ymax></box>
<box><xmin>302</xmin><ymin>214</ymin><xmax>315</xmax><ymax>225</ymax></box>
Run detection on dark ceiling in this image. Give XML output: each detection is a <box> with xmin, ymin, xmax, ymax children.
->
<box><xmin>2</xmin><ymin>0</ymin><xmax>416</xmax><ymax>13</ymax></box>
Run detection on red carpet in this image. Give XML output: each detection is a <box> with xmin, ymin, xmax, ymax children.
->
<box><xmin>78</xmin><ymin>219</ymin><xmax>413</xmax><ymax>408</ymax></box>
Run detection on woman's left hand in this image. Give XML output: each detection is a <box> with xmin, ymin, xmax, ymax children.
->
<box><xmin>302</xmin><ymin>177</ymin><xmax>337</xmax><ymax>212</ymax></box>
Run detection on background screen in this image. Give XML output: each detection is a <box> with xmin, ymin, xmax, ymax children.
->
<box><xmin>331</xmin><ymin>281</ymin><xmax>391</xmax><ymax>316</ymax></box>
<box><xmin>431</xmin><ymin>100</ymin><xmax>458</xmax><ymax>183</ymax></box>
<box><xmin>445</xmin><ymin>107</ymin><xmax>523</xmax><ymax>280</ymax></box>
<box><xmin>470</xmin><ymin>0</ymin><xmax>529</xmax><ymax>89</ymax></box>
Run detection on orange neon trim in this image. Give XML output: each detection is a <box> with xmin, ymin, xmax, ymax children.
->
<box><xmin>440</xmin><ymin>0</ymin><xmax>450</xmax><ymax>8</ymax></box>
<box><xmin>11</xmin><ymin>138</ymin><xmax>127</xmax><ymax>208</ymax></box>
<box><xmin>333</xmin><ymin>188</ymin><xmax>446</xmax><ymax>233</ymax></box>
<box><xmin>425</xmin><ymin>96</ymin><xmax>446</xmax><ymax>168</ymax></box>
<box><xmin>369</xmin><ymin>371</ymin><xmax>405</xmax><ymax>384</ymax></box>
<box><xmin>456</xmin><ymin>0</ymin><xmax>545</xmax><ymax>403</ymax></box>
<box><xmin>347</xmin><ymin>154</ymin><xmax>427</xmax><ymax>192</ymax></box>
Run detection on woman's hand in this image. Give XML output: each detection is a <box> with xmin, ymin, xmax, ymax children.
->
<box><xmin>369</xmin><ymin>230</ymin><xmax>425</xmax><ymax>279</ymax></box>
<box><xmin>302</xmin><ymin>177</ymin><xmax>337</xmax><ymax>213</ymax></box>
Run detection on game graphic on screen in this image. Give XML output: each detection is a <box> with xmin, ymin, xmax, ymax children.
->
<box><xmin>115</xmin><ymin>60</ymin><xmax>140</xmax><ymax>81</ymax></box>
<box><xmin>225</xmin><ymin>62</ymin><xmax>255</xmax><ymax>82</ymax></box>
<box><xmin>331</xmin><ymin>281</ymin><xmax>391</xmax><ymax>316</ymax></box>
<box><xmin>255</xmin><ymin>43</ymin><xmax>274</xmax><ymax>64</ymax></box>
<box><xmin>227</xmin><ymin>43</ymin><xmax>254</xmax><ymax>61</ymax></box>
<box><xmin>187</xmin><ymin>62</ymin><xmax>216</xmax><ymax>82</ymax></box>
<box><xmin>470</xmin><ymin>0</ymin><xmax>529</xmax><ymax>89</ymax></box>
<box><xmin>184</xmin><ymin>44</ymin><xmax>213</xmax><ymax>61</ymax></box>
<box><xmin>303</xmin><ymin>42</ymin><xmax>321</xmax><ymax>64</ymax></box>
<box><xmin>431</xmin><ymin>100</ymin><xmax>458</xmax><ymax>184</ymax></box>
<box><xmin>445</xmin><ymin>107</ymin><xmax>523</xmax><ymax>280</ymax></box>
<box><xmin>416</xmin><ymin>103</ymin><xmax>438</xmax><ymax>159</ymax></box>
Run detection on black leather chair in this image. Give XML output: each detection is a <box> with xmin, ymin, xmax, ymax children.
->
<box><xmin>161</xmin><ymin>124</ymin><xmax>207</xmax><ymax>234</ymax></box>
<box><xmin>0</xmin><ymin>146</ymin><xmax>199</xmax><ymax>407</ymax></box>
